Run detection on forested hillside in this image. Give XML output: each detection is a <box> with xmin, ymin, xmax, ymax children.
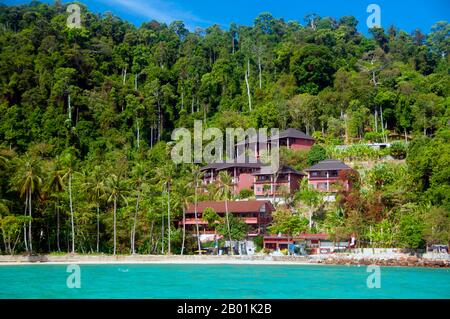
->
<box><xmin>0</xmin><ymin>2</ymin><xmax>448</xmax><ymax>255</ymax></box>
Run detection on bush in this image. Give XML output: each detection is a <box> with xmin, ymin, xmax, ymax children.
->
<box><xmin>238</xmin><ymin>188</ymin><xmax>254</xmax><ymax>199</ymax></box>
<box><xmin>307</xmin><ymin>144</ymin><xmax>327</xmax><ymax>166</ymax></box>
<box><xmin>390</xmin><ymin>141</ymin><xmax>407</xmax><ymax>159</ymax></box>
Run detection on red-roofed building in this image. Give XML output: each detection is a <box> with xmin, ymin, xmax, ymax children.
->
<box><xmin>304</xmin><ymin>159</ymin><xmax>352</xmax><ymax>192</ymax></box>
<box><xmin>181</xmin><ymin>200</ymin><xmax>275</xmax><ymax>239</ymax></box>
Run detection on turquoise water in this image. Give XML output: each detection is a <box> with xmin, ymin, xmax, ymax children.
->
<box><xmin>0</xmin><ymin>264</ymin><xmax>449</xmax><ymax>299</ymax></box>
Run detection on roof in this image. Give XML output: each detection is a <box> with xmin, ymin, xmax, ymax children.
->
<box><xmin>304</xmin><ymin>159</ymin><xmax>351</xmax><ymax>172</ymax></box>
<box><xmin>270</xmin><ymin>128</ymin><xmax>315</xmax><ymax>141</ymax></box>
<box><xmin>235</xmin><ymin>128</ymin><xmax>315</xmax><ymax>145</ymax></box>
<box><xmin>252</xmin><ymin>165</ymin><xmax>305</xmax><ymax>176</ymax></box>
<box><xmin>264</xmin><ymin>233</ymin><xmax>329</xmax><ymax>240</ymax></box>
<box><xmin>186</xmin><ymin>200</ymin><xmax>275</xmax><ymax>214</ymax></box>
<box><xmin>200</xmin><ymin>161</ymin><xmax>263</xmax><ymax>171</ymax></box>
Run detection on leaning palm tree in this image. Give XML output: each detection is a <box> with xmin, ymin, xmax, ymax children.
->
<box><xmin>215</xmin><ymin>171</ymin><xmax>234</xmax><ymax>255</ymax></box>
<box><xmin>81</xmin><ymin>165</ymin><xmax>106</xmax><ymax>253</ymax></box>
<box><xmin>46</xmin><ymin>158</ymin><xmax>64</xmax><ymax>252</ymax></box>
<box><xmin>105</xmin><ymin>173</ymin><xmax>129</xmax><ymax>255</ymax></box>
<box><xmin>11</xmin><ymin>154</ymin><xmax>42</xmax><ymax>254</ymax></box>
<box><xmin>187</xmin><ymin>166</ymin><xmax>204</xmax><ymax>255</ymax></box>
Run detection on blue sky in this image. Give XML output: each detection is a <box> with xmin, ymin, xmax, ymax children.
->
<box><xmin>3</xmin><ymin>0</ymin><xmax>449</xmax><ymax>34</ymax></box>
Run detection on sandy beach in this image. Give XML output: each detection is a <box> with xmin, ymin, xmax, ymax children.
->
<box><xmin>0</xmin><ymin>253</ymin><xmax>449</xmax><ymax>267</ymax></box>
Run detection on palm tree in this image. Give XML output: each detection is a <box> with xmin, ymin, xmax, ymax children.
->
<box><xmin>173</xmin><ymin>177</ymin><xmax>194</xmax><ymax>255</ymax></box>
<box><xmin>130</xmin><ymin>163</ymin><xmax>147</xmax><ymax>254</ymax></box>
<box><xmin>215</xmin><ymin>171</ymin><xmax>234</xmax><ymax>255</ymax></box>
<box><xmin>187</xmin><ymin>167</ymin><xmax>204</xmax><ymax>255</ymax></box>
<box><xmin>81</xmin><ymin>165</ymin><xmax>106</xmax><ymax>253</ymax></box>
<box><xmin>295</xmin><ymin>179</ymin><xmax>322</xmax><ymax>230</ymax></box>
<box><xmin>46</xmin><ymin>158</ymin><xmax>64</xmax><ymax>252</ymax></box>
<box><xmin>12</xmin><ymin>154</ymin><xmax>42</xmax><ymax>254</ymax></box>
<box><xmin>105</xmin><ymin>173</ymin><xmax>129</xmax><ymax>255</ymax></box>
<box><xmin>155</xmin><ymin>163</ymin><xmax>174</xmax><ymax>255</ymax></box>
<box><xmin>61</xmin><ymin>149</ymin><xmax>77</xmax><ymax>254</ymax></box>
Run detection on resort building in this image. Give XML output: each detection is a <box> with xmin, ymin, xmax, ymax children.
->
<box><xmin>200</xmin><ymin>162</ymin><xmax>305</xmax><ymax>201</ymax></box>
<box><xmin>303</xmin><ymin>159</ymin><xmax>352</xmax><ymax>192</ymax></box>
<box><xmin>253</xmin><ymin>165</ymin><xmax>304</xmax><ymax>199</ymax></box>
<box><xmin>181</xmin><ymin>200</ymin><xmax>275</xmax><ymax>242</ymax></box>
<box><xmin>263</xmin><ymin>233</ymin><xmax>348</xmax><ymax>254</ymax></box>
<box><xmin>235</xmin><ymin>128</ymin><xmax>315</xmax><ymax>159</ymax></box>
<box><xmin>200</xmin><ymin>161</ymin><xmax>262</xmax><ymax>194</ymax></box>
<box><xmin>269</xmin><ymin>128</ymin><xmax>315</xmax><ymax>150</ymax></box>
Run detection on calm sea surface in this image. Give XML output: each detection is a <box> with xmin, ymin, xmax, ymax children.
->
<box><xmin>0</xmin><ymin>264</ymin><xmax>449</xmax><ymax>298</ymax></box>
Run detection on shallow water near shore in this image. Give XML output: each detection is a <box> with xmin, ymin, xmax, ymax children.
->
<box><xmin>0</xmin><ymin>264</ymin><xmax>449</xmax><ymax>299</ymax></box>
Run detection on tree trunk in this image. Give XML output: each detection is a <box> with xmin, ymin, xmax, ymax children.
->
<box><xmin>23</xmin><ymin>192</ymin><xmax>28</xmax><ymax>252</ymax></box>
<box><xmin>96</xmin><ymin>203</ymin><xmax>100</xmax><ymax>253</ymax></box>
<box><xmin>161</xmin><ymin>190</ymin><xmax>164</xmax><ymax>254</ymax></box>
<box><xmin>28</xmin><ymin>189</ymin><xmax>32</xmax><ymax>254</ymax></box>
<box><xmin>56</xmin><ymin>199</ymin><xmax>60</xmax><ymax>252</ymax></box>
<box><xmin>113</xmin><ymin>196</ymin><xmax>117</xmax><ymax>255</ymax></box>
<box><xmin>122</xmin><ymin>66</ymin><xmax>127</xmax><ymax>85</ymax></box>
<box><xmin>69</xmin><ymin>174</ymin><xmax>75</xmax><ymax>253</ymax></box>
<box><xmin>258</xmin><ymin>56</ymin><xmax>262</xmax><ymax>89</ymax></box>
<box><xmin>132</xmin><ymin>190</ymin><xmax>140</xmax><ymax>254</ymax></box>
<box><xmin>149</xmin><ymin>219</ymin><xmax>154</xmax><ymax>255</ymax></box>
<box><xmin>225</xmin><ymin>198</ymin><xmax>233</xmax><ymax>255</ymax></box>
<box><xmin>194</xmin><ymin>184</ymin><xmax>201</xmax><ymax>255</ymax></box>
<box><xmin>181</xmin><ymin>207</ymin><xmax>186</xmax><ymax>255</ymax></box>
<box><xmin>136</xmin><ymin>119</ymin><xmax>140</xmax><ymax>149</ymax></box>
<box><xmin>167</xmin><ymin>182</ymin><xmax>171</xmax><ymax>255</ymax></box>
<box><xmin>245</xmin><ymin>59</ymin><xmax>252</xmax><ymax>111</ymax></box>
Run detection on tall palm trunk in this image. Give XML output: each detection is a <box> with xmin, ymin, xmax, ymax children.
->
<box><xmin>69</xmin><ymin>174</ymin><xmax>75</xmax><ymax>253</ymax></box>
<box><xmin>28</xmin><ymin>189</ymin><xmax>32</xmax><ymax>253</ymax></box>
<box><xmin>161</xmin><ymin>190</ymin><xmax>164</xmax><ymax>254</ymax></box>
<box><xmin>56</xmin><ymin>199</ymin><xmax>60</xmax><ymax>252</ymax></box>
<box><xmin>181</xmin><ymin>207</ymin><xmax>186</xmax><ymax>255</ymax></box>
<box><xmin>23</xmin><ymin>192</ymin><xmax>28</xmax><ymax>252</ymax></box>
<box><xmin>131</xmin><ymin>190</ymin><xmax>140</xmax><ymax>254</ymax></box>
<box><xmin>113</xmin><ymin>196</ymin><xmax>117</xmax><ymax>255</ymax></box>
<box><xmin>167</xmin><ymin>182</ymin><xmax>171</xmax><ymax>255</ymax></box>
<box><xmin>224</xmin><ymin>197</ymin><xmax>233</xmax><ymax>255</ymax></box>
<box><xmin>194</xmin><ymin>184</ymin><xmax>201</xmax><ymax>254</ymax></box>
<box><xmin>148</xmin><ymin>219</ymin><xmax>154</xmax><ymax>255</ymax></box>
<box><xmin>96</xmin><ymin>203</ymin><xmax>100</xmax><ymax>253</ymax></box>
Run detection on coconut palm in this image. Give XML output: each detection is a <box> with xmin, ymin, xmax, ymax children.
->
<box><xmin>81</xmin><ymin>165</ymin><xmax>106</xmax><ymax>253</ymax></box>
<box><xmin>46</xmin><ymin>158</ymin><xmax>64</xmax><ymax>252</ymax></box>
<box><xmin>130</xmin><ymin>163</ymin><xmax>147</xmax><ymax>254</ymax></box>
<box><xmin>105</xmin><ymin>173</ymin><xmax>129</xmax><ymax>255</ymax></box>
<box><xmin>295</xmin><ymin>179</ymin><xmax>322</xmax><ymax>230</ymax></box>
<box><xmin>11</xmin><ymin>154</ymin><xmax>42</xmax><ymax>254</ymax></box>
<box><xmin>173</xmin><ymin>177</ymin><xmax>194</xmax><ymax>255</ymax></box>
<box><xmin>215</xmin><ymin>171</ymin><xmax>234</xmax><ymax>255</ymax></box>
<box><xmin>61</xmin><ymin>148</ymin><xmax>77</xmax><ymax>253</ymax></box>
<box><xmin>154</xmin><ymin>163</ymin><xmax>174</xmax><ymax>255</ymax></box>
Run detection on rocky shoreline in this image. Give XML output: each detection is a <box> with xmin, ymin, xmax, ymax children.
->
<box><xmin>311</xmin><ymin>253</ymin><xmax>450</xmax><ymax>268</ymax></box>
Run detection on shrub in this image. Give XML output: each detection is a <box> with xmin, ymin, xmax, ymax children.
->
<box><xmin>238</xmin><ymin>188</ymin><xmax>254</xmax><ymax>199</ymax></box>
<box><xmin>390</xmin><ymin>141</ymin><xmax>407</xmax><ymax>159</ymax></box>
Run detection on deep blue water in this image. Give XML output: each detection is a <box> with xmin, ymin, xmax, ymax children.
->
<box><xmin>0</xmin><ymin>264</ymin><xmax>449</xmax><ymax>299</ymax></box>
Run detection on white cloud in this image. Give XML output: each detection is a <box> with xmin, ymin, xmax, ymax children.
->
<box><xmin>101</xmin><ymin>0</ymin><xmax>215</xmax><ymax>28</ymax></box>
